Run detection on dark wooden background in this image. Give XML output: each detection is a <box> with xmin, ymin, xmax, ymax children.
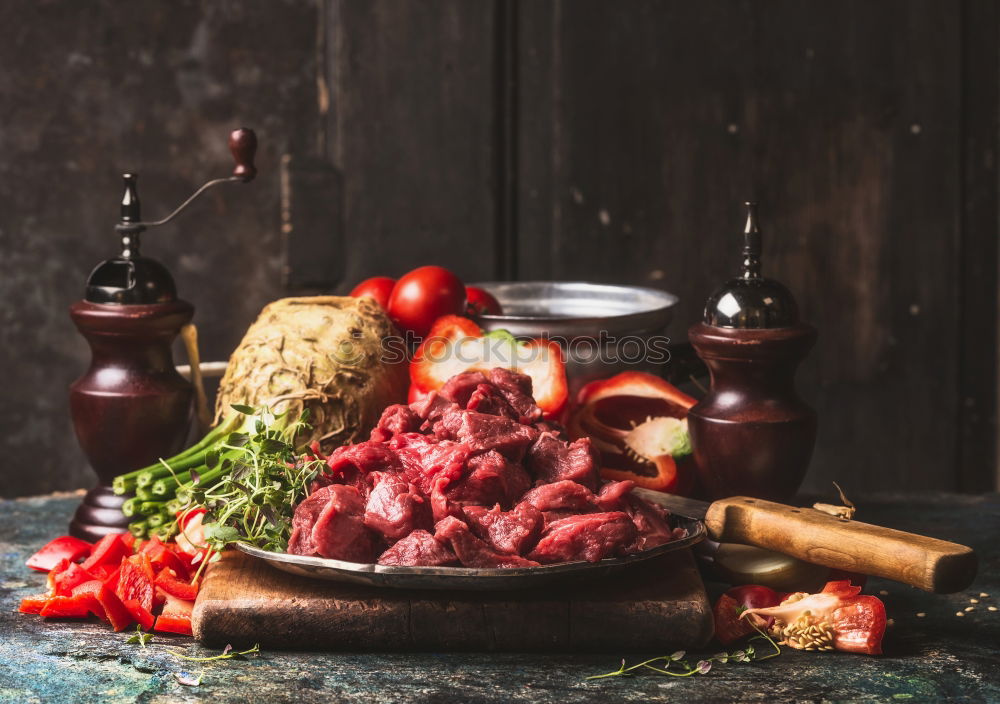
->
<box><xmin>0</xmin><ymin>0</ymin><xmax>996</xmax><ymax>498</ymax></box>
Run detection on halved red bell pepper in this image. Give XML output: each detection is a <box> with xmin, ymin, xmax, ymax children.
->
<box><xmin>154</xmin><ymin>594</ymin><xmax>194</xmax><ymax>636</ymax></box>
<box><xmin>742</xmin><ymin>580</ymin><xmax>887</xmax><ymax>655</ymax></box>
<box><xmin>26</xmin><ymin>535</ymin><xmax>92</xmax><ymax>572</ymax></box>
<box><xmin>568</xmin><ymin>371</ymin><xmax>698</xmax><ymax>494</ymax></box>
<box><xmin>410</xmin><ymin>315</ymin><xmax>568</xmax><ymax>417</ymax></box>
<box><xmin>73</xmin><ymin>580</ymin><xmax>133</xmax><ymax>631</ymax></box>
<box><xmin>116</xmin><ymin>553</ymin><xmax>156</xmax><ymax>614</ymax></box>
<box><xmin>154</xmin><ymin>568</ymin><xmax>199</xmax><ymax>601</ymax></box>
<box><xmin>18</xmin><ymin>594</ymin><xmax>50</xmax><ymax>614</ymax></box>
<box><xmin>80</xmin><ymin>533</ymin><xmax>131</xmax><ymax>573</ymax></box>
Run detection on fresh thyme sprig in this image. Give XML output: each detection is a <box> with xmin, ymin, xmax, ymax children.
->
<box><xmin>587</xmin><ymin>618</ymin><xmax>781</xmax><ymax>680</ymax></box>
<box><xmin>125</xmin><ymin>624</ymin><xmax>153</xmax><ymax>648</ymax></box>
<box><xmin>169</xmin><ymin>643</ymin><xmax>261</xmax><ymax>662</ymax></box>
<box><xmin>174</xmin><ymin>406</ymin><xmax>324</xmax><ymax>555</ymax></box>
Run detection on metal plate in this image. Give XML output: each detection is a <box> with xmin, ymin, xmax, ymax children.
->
<box><xmin>473</xmin><ymin>281</ymin><xmax>678</xmax><ymax>339</ymax></box>
<box><xmin>236</xmin><ymin>514</ymin><xmax>705</xmax><ymax>591</ymax></box>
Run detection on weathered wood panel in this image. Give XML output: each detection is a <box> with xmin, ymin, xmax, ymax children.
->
<box><xmin>516</xmin><ymin>0</ymin><xmax>972</xmax><ymax>493</ymax></box>
<box><xmin>0</xmin><ymin>0</ymin><xmax>321</xmax><ymax>496</ymax></box>
<box><xmin>324</xmin><ymin>0</ymin><xmax>500</xmax><ymax>288</ymax></box>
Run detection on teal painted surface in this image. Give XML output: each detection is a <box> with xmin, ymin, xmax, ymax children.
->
<box><xmin>1</xmin><ymin>493</ymin><xmax>998</xmax><ymax>703</ymax></box>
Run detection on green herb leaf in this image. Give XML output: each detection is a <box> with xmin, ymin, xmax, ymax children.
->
<box><xmin>230</xmin><ymin>404</ymin><xmax>256</xmax><ymax>415</ymax></box>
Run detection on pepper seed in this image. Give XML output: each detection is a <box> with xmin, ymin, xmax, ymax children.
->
<box><xmin>971</xmin><ymin>599</ymin><xmax>979</xmax><ymax>604</ymax></box>
<box><xmin>965</xmin><ymin>606</ymin><xmax>975</xmax><ymax>612</ymax></box>
<box><xmin>916</xmin><ymin>612</ymin><xmax>926</xmax><ymax>618</ymax></box>
<box><xmin>956</xmin><ymin>611</ymin><xmax>965</xmax><ymax>617</ymax></box>
<box><xmin>988</xmin><ymin>606</ymin><xmax>998</xmax><ymax>612</ymax></box>
<box><xmin>980</xmin><ymin>592</ymin><xmax>990</xmax><ymax>598</ymax></box>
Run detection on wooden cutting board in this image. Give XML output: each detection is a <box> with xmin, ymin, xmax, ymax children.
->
<box><xmin>192</xmin><ymin>550</ymin><xmax>714</xmax><ymax>651</ymax></box>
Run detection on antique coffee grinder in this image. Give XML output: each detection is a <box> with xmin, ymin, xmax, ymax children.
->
<box><xmin>687</xmin><ymin>202</ymin><xmax>817</xmax><ymax>502</ymax></box>
<box><xmin>68</xmin><ymin>128</ymin><xmax>257</xmax><ymax>540</ymax></box>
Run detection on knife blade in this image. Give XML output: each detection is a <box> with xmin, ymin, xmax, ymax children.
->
<box><xmin>634</xmin><ymin>488</ymin><xmax>977</xmax><ymax>594</ymax></box>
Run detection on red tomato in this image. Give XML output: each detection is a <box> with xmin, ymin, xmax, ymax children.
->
<box><xmin>387</xmin><ymin>266</ymin><xmax>466</xmax><ymax>337</ymax></box>
<box><xmin>713</xmin><ymin>584</ymin><xmax>784</xmax><ymax>645</ymax></box>
<box><xmin>350</xmin><ymin>276</ymin><xmax>396</xmax><ymax>309</ymax></box>
<box><xmin>465</xmin><ymin>286</ymin><xmax>502</xmax><ymax>316</ymax></box>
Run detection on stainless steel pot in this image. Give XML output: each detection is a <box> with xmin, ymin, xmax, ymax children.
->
<box><xmin>473</xmin><ymin>281</ymin><xmax>679</xmax><ymax>393</ymax></box>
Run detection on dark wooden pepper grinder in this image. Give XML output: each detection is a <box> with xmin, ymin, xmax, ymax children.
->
<box><xmin>687</xmin><ymin>202</ymin><xmax>817</xmax><ymax>502</ymax></box>
<box><xmin>68</xmin><ymin>128</ymin><xmax>257</xmax><ymax>541</ymax></box>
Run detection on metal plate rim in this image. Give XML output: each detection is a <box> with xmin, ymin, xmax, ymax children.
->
<box><xmin>235</xmin><ymin>517</ymin><xmax>705</xmax><ymax>591</ymax></box>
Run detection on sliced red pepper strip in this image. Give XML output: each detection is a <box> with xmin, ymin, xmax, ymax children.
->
<box><xmin>101</xmin><ymin>565</ymin><xmax>122</xmax><ymax>589</ymax></box>
<box><xmin>18</xmin><ymin>594</ymin><xmax>50</xmax><ymax>614</ymax></box>
<box><xmin>144</xmin><ymin>542</ymin><xmax>191</xmax><ymax>581</ymax></box>
<box><xmin>26</xmin><ymin>535</ymin><xmax>92</xmax><ymax>572</ymax></box>
<box><xmin>154</xmin><ymin>594</ymin><xmax>194</xmax><ymax>636</ymax></box>
<box><xmin>154</xmin><ymin>568</ymin><xmax>199</xmax><ymax>601</ymax></box>
<box><xmin>72</xmin><ymin>580</ymin><xmax>133</xmax><ymax>631</ymax></box>
<box><xmin>80</xmin><ymin>533</ymin><xmax>131</xmax><ymax>573</ymax></box>
<box><xmin>51</xmin><ymin>562</ymin><xmax>98</xmax><ymax>597</ymax></box>
<box><xmin>116</xmin><ymin>553</ymin><xmax>156</xmax><ymax>614</ymax></box>
<box><xmin>123</xmin><ymin>599</ymin><xmax>155</xmax><ymax>631</ymax></box>
<box><xmin>40</xmin><ymin>594</ymin><xmax>98</xmax><ymax>619</ymax></box>
<box><xmin>46</xmin><ymin>558</ymin><xmax>71</xmax><ymax>596</ymax></box>
<box><xmin>410</xmin><ymin>315</ymin><xmax>569</xmax><ymax>417</ymax></box>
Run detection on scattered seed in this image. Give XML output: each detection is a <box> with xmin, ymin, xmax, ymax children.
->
<box><xmin>916</xmin><ymin>612</ymin><xmax>926</xmax><ymax>618</ymax></box>
<box><xmin>971</xmin><ymin>599</ymin><xmax>979</xmax><ymax>604</ymax></box>
<box><xmin>887</xmin><ymin>618</ymin><xmax>895</xmax><ymax>627</ymax></box>
<box><xmin>965</xmin><ymin>606</ymin><xmax>975</xmax><ymax>612</ymax></box>
<box><xmin>956</xmin><ymin>612</ymin><xmax>965</xmax><ymax>617</ymax></box>
<box><xmin>980</xmin><ymin>592</ymin><xmax>990</xmax><ymax>598</ymax></box>
<box><xmin>879</xmin><ymin>590</ymin><xmax>889</xmax><ymax>596</ymax></box>
<box><xmin>989</xmin><ymin>606</ymin><xmax>998</xmax><ymax>612</ymax></box>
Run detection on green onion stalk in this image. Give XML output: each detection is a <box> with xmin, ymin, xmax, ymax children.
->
<box><xmin>111</xmin><ymin>411</ymin><xmax>247</xmax><ymax>540</ymax></box>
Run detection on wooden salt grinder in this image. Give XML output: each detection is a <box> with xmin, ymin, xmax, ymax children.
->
<box><xmin>687</xmin><ymin>203</ymin><xmax>817</xmax><ymax>502</ymax></box>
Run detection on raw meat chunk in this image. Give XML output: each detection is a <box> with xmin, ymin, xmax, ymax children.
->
<box><xmin>288</xmin><ymin>486</ymin><xmax>338</xmax><ymax>556</ymax></box>
<box><xmin>435</xmin><ymin>408</ymin><xmax>539</xmax><ymax>461</ymax></box>
<box><xmin>594</xmin><ymin>480</ymin><xmax>636</xmax><ymax>511</ymax></box>
<box><xmin>533</xmin><ymin>420</ymin><xmax>567</xmax><ymax>438</ymax></box>
<box><xmin>363</xmin><ymin>472</ymin><xmax>432</xmax><ymax>542</ymax></box>
<box><xmin>466</xmin><ymin>383</ymin><xmax>518</xmax><ymax>419</ymax></box>
<box><xmin>440</xmin><ymin>371</ymin><xmax>490</xmax><ymax>406</ymax></box>
<box><xmin>625</xmin><ymin>495</ymin><xmax>678</xmax><ymax>550</ymax></box>
<box><xmin>519</xmin><ymin>480</ymin><xmax>596</xmax><ymax>513</ymax></box>
<box><xmin>311</xmin><ymin>485</ymin><xmax>375</xmax><ymax>563</ymax></box>
<box><xmin>370</xmin><ymin>404</ymin><xmax>421</xmax><ymax>443</ymax></box>
<box><xmin>377</xmin><ymin>530</ymin><xmax>457</xmax><ymax>567</ymax></box>
<box><xmin>434</xmin><ymin>516</ymin><xmax>540</xmax><ymax>568</ymax></box>
<box><xmin>326</xmin><ymin>442</ymin><xmax>401</xmax><ymax>479</ymax></box>
<box><xmin>409</xmin><ymin>391</ymin><xmax>458</xmax><ymax>426</ymax></box>
<box><xmin>526</xmin><ymin>433</ymin><xmax>600</xmax><ymax>490</ymax></box>
<box><xmin>488</xmin><ymin>368</ymin><xmax>543</xmax><ymax>423</ymax></box>
<box><xmin>390</xmin><ymin>432</ymin><xmax>472</xmax><ymax>494</ymax></box>
<box><xmin>527</xmin><ymin>512</ymin><xmax>637</xmax><ymax>564</ymax></box>
<box><xmin>463</xmin><ymin>503</ymin><xmax>542</xmax><ymax>555</ymax></box>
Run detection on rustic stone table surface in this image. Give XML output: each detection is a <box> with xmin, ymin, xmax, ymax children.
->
<box><xmin>1</xmin><ymin>492</ymin><xmax>997</xmax><ymax>703</ymax></box>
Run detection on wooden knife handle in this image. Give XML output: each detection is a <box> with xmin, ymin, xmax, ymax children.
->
<box><xmin>703</xmin><ymin>496</ymin><xmax>977</xmax><ymax>593</ymax></box>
